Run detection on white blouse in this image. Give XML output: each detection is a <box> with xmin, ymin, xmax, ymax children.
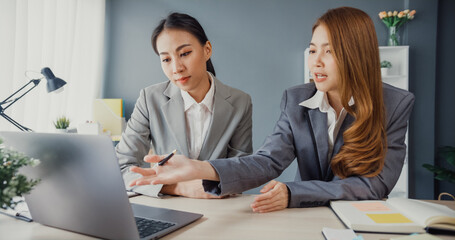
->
<box><xmin>180</xmin><ymin>72</ymin><xmax>215</xmax><ymax>159</ymax></box>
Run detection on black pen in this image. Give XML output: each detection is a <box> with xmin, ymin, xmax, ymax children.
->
<box><xmin>15</xmin><ymin>212</ymin><xmax>33</xmax><ymax>222</ymax></box>
<box><xmin>158</xmin><ymin>149</ymin><xmax>177</xmax><ymax>166</ymax></box>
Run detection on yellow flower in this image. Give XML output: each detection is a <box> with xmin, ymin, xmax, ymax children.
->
<box><xmin>398</xmin><ymin>12</ymin><xmax>404</xmax><ymax>18</ymax></box>
<box><xmin>393</xmin><ymin>11</ymin><xmax>398</xmax><ymax>16</ymax></box>
<box><xmin>388</xmin><ymin>11</ymin><xmax>393</xmax><ymax>17</ymax></box>
<box><xmin>378</xmin><ymin>11</ymin><xmax>387</xmax><ymax>19</ymax></box>
<box><xmin>403</xmin><ymin>9</ymin><xmax>410</xmax><ymax>14</ymax></box>
<box><xmin>409</xmin><ymin>10</ymin><xmax>416</xmax><ymax>17</ymax></box>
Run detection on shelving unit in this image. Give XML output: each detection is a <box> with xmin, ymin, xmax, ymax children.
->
<box><xmin>379</xmin><ymin>46</ymin><xmax>409</xmax><ymax>91</ymax></box>
<box><xmin>303</xmin><ymin>46</ymin><xmax>410</xmax><ymax>198</ymax></box>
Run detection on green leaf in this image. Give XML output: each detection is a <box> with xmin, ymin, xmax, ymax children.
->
<box><xmin>0</xmin><ymin>138</ymin><xmax>40</xmax><ymax>209</ymax></box>
<box><xmin>439</xmin><ymin>146</ymin><xmax>455</xmax><ymax>167</ymax></box>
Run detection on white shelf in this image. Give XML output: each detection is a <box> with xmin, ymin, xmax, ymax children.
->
<box><xmin>380</xmin><ymin>46</ymin><xmax>409</xmax><ymax>198</ymax></box>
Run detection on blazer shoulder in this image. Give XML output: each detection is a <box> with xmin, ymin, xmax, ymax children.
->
<box><xmin>382</xmin><ymin>83</ymin><xmax>415</xmax><ymax>124</ymax></box>
<box><xmin>382</xmin><ymin>83</ymin><xmax>415</xmax><ymax>110</ymax></box>
<box><xmin>142</xmin><ymin>81</ymin><xmax>172</xmax><ymax>96</ymax></box>
<box><xmin>134</xmin><ymin>81</ymin><xmax>174</xmax><ymax>108</ymax></box>
<box><xmin>284</xmin><ymin>82</ymin><xmax>317</xmax><ymax>105</ymax></box>
<box><xmin>215</xmin><ymin>78</ymin><xmax>251</xmax><ymax>102</ymax></box>
<box><xmin>382</xmin><ymin>83</ymin><xmax>414</xmax><ymax>101</ymax></box>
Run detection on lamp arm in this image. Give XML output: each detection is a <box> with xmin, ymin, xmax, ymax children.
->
<box><xmin>0</xmin><ymin>79</ymin><xmax>41</xmax><ymax>112</ymax></box>
<box><xmin>0</xmin><ymin>79</ymin><xmax>40</xmax><ymax>132</ymax></box>
<box><xmin>0</xmin><ymin>113</ymin><xmax>33</xmax><ymax>132</ymax></box>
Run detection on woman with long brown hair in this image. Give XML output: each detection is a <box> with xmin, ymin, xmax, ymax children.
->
<box><xmin>129</xmin><ymin>7</ymin><xmax>415</xmax><ymax>212</ymax></box>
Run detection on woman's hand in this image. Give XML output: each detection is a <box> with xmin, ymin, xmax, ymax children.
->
<box><xmin>250</xmin><ymin>180</ymin><xmax>289</xmax><ymax>213</ymax></box>
<box><xmin>129</xmin><ymin>154</ymin><xmax>219</xmax><ymax>187</ymax></box>
<box><xmin>161</xmin><ymin>180</ymin><xmax>224</xmax><ymax>199</ymax></box>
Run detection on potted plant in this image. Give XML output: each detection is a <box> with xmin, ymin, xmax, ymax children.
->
<box><xmin>54</xmin><ymin>116</ymin><xmax>70</xmax><ymax>133</ymax></box>
<box><xmin>0</xmin><ymin>138</ymin><xmax>40</xmax><ymax>210</ymax></box>
<box><xmin>423</xmin><ymin>146</ymin><xmax>455</xmax><ymax>200</ymax></box>
<box><xmin>380</xmin><ymin>60</ymin><xmax>392</xmax><ymax>76</ymax></box>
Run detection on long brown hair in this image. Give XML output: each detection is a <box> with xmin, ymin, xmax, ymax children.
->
<box><xmin>313</xmin><ymin>7</ymin><xmax>387</xmax><ymax>178</ymax></box>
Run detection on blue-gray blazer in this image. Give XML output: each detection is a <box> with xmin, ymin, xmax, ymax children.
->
<box><xmin>116</xmin><ymin>76</ymin><xmax>253</xmax><ymax>183</ymax></box>
<box><xmin>204</xmin><ymin>82</ymin><xmax>415</xmax><ymax>207</ymax></box>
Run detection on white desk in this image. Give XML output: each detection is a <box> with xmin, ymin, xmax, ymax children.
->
<box><xmin>0</xmin><ymin>195</ymin><xmax>454</xmax><ymax>239</ymax></box>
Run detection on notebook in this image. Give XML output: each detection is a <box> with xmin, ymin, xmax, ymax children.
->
<box><xmin>330</xmin><ymin>198</ymin><xmax>455</xmax><ymax>234</ymax></box>
<box><xmin>0</xmin><ymin>131</ymin><xmax>203</xmax><ymax>240</ymax></box>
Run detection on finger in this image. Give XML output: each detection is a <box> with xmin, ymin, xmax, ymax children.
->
<box><xmin>130</xmin><ymin>166</ymin><xmax>156</xmax><ymax>176</ymax></box>
<box><xmin>253</xmin><ymin>184</ymin><xmax>288</xmax><ymax>206</ymax></box>
<box><xmin>260</xmin><ymin>180</ymin><xmax>277</xmax><ymax>193</ymax></box>
<box><xmin>251</xmin><ymin>193</ymin><xmax>286</xmax><ymax>211</ymax></box>
<box><xmin>133</xmin><ymin>175</ymin><xmax>159</xmax><ymax>186</ymax></box>
<box><xmin>129</xmin><ymin>179</ymin><xmax>138</xmax><ymax>187</ymax></box>
<box><xmin>253</xmin><ymin>204</ymin><xmax>286</xmax><ymax>213</ymax></box>
<box><xmin>150</xmin><ymin>175</ymin><xmax>184</xmax><ymax>185</ymax></box>
<box><xmin>254</xmin><ymin>188</ymin><xmax>276</xmax><ymax>202</ymax></box>
<box><xmin>205</xmin><ymin>194</ymin><xmax>224</xmax><ymax>199</ymax></box>
<box><xmin>251</xmin><ymin>194</ymin><xmax>282</xmax><ymax>209</ymax></box>
<box><xmin>143</xmin><ymin>154</ymin><xmax>165</xmax><ymax>163</ymax></box>
<box><xmin>136</xmin><ymin>178</ymin><xmax>155</xmax><ymax>186</ymax></box>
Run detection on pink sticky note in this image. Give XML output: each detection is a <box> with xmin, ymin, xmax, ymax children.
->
<box><xmin>351</xmin><ymin>202</ymin><xmax>391</xmax><ymax>212</ymax></box>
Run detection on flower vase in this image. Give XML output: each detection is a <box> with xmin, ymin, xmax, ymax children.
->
<box><xmin>387</xmin><ymin>26</ymin><xmax>400</xmax><ymax>46</ymax></box>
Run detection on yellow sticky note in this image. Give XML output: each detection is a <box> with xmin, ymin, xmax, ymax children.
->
<box><xmin>367</xmin><ymin>213</ymin><xmax>413</xmax><ymax>223</ymax></box>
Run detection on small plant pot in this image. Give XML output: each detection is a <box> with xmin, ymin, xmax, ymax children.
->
<box><xmin>381</xmin><ymin>68</ymin><xmax>389</xmax><ymax>77</ymax></box>
<box><xmin>55</xmin><ymin>128</ymin><xmax>68</xmax><ymax>133</ymax></box>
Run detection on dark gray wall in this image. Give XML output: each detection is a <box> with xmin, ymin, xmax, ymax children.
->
<box><xmin>104</xmin><ymin>0</ymin><xmax>454</xmax><ymax>197</ymax></box>
<box><xmin>435</xmin><ymin>0</ymin><xmax>455</xmax><ymax>197</ymax></box>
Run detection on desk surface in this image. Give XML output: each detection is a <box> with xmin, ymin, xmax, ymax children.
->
<box><xmin>1</xmin><ymin>195</ymin><xmax>454</xmax><ymax>240</ymax></box>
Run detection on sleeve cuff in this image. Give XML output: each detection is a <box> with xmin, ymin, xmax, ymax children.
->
<box><xmin>202</xmin><ymin>180</ymin><xmax>222</xmax><ymax>195</ymax></box>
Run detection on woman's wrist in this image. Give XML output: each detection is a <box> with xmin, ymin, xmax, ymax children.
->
<box><xmin>193</xmin><ymin>160</ymin><xmax>219</xmax><ymax>181</ymax></box>
<box><xmin>161</xmin><ymin>183</ymin><xmax>179</xmax><ymax>196</ymax></box>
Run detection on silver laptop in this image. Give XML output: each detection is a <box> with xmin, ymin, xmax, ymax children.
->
<box><xmin>0</xmin><ymin>131</ymin><xmax>202</xmax><ymax>240</ymax></box>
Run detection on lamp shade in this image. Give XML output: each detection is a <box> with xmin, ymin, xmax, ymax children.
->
<box><xmin>41</xmin><ymin>67</ymin><xmax>67</xmax><ymax>93</ymax></box>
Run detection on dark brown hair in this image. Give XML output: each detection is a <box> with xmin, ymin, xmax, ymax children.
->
<box><xmin>151</xmin><ymin>12</ymin><xmax>215</xmax><ymax>76</ymax></box>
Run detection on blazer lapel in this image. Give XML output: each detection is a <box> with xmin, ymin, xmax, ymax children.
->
<box><xmin>161</xmin><ymin>82</ymin><xmax>190</xmax><ymax>157</ymax></box>
<box><xmin>308</xmin><ymin>108</ymin><xmax>329</xmax><ymax>179</ymax></box>
<box><xmin>198</xmin><ymin>77</ymin><xmax>234</xmax><ymax>160</ymax></box>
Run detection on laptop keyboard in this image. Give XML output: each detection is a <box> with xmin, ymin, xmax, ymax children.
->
<box><xmin>135</xmin><ymin>217</ymin><xmax>176</xmax><ymax>238</ymax></box>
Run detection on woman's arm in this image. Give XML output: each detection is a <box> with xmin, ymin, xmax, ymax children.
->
<box><xmin>129</xmin><ymin>154</ymin><xmax>219</xmax><ymax>186</ymax></box>
<box><xmin>116</xmin><ymin>89</ymin><xmax>152</xmax><ymax>186</ymax></box>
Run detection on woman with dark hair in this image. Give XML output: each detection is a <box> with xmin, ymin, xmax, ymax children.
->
<box><xmin>116</xmin><ymin>13</ymin><xmax>253</xmax><ymax>199</ymax></box>
<box><xmin>130</xmin><ymin>7</ymin><xmax>415</xmax><ymax>212</ymax></box>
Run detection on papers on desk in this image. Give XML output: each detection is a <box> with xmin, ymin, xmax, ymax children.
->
<box><xmin>131</xmin><ymin>185</ymin><xmax>163</xmax><ymax>198</ymax></box>
<box><xmin>322</xmin><ymin>227</ymin><xmax>359</xmax><ymax>240</ymax></box>
<box><xmin>330</xmin><ymin>198</ymin><xmax>455</xmax><ymax>234</ymax></box>
<box><xmin>0</xmin><ymin>197</ymin><xmax>32</xmax><ymax>222</ymax></box>
<box><xmin>124</xmin><ymin>169</ymin><xmax>163</xmax><ymax>198</ymax></box>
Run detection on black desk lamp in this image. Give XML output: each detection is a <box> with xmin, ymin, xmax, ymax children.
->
<box><xmin>0</xmin><ymin>67</ymin><xmax>67</xmax><ymax>131</ymax></box>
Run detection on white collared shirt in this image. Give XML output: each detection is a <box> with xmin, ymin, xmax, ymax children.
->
<box><xmin>299</xmin><ymin>90</ymin><xmax>355</xmax><ymax>159</ymax></box>
<box><xmin>180</xmin><ymin>72</ymin><xmax>215</xmax><ymax>159</ymax></box>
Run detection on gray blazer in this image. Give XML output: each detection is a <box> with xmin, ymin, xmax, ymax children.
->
<box><xmin>116</xmin><ymin>76</ymin><xmax>253</xmax><ymax>182</ymax></box>
<box><xmin>203</xmin><ymin>82</ymin><xmax>415</xmax><ymax>207</ymax></box>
